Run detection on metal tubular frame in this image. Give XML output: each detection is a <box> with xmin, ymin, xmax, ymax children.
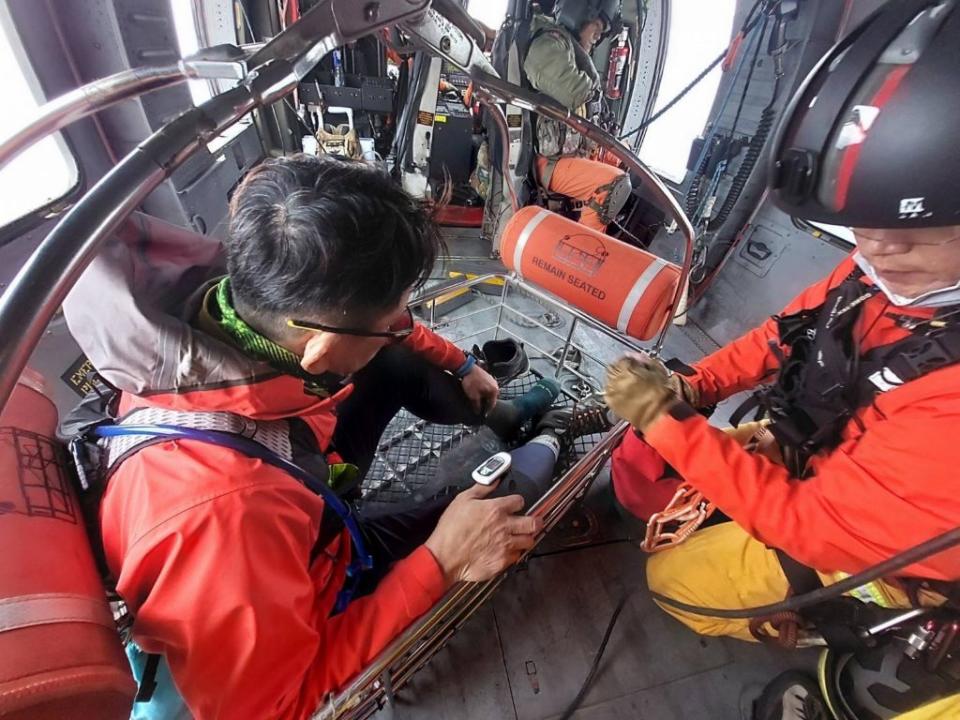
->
<box><xmin>0</xmin><ymin>2</ymin><xmax>696</xmax><ymax>717</ymax></box>
<box><xmin>0</xmin><ymin>66</ymin><xmax>187</xmax><ymax>170</ymax></box>
<box><xmin>0</xmin><ymin>42</ymin><xmax>268</xmax><ymax>171</ymax></box>
<box><xmin>468</xmin><ymin>71</ymin><xmax>695</xmax><ymax>355</ymax></box>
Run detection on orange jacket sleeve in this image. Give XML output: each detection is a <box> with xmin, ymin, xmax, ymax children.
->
<box><xmin>686</xmin><ymin>257</ymin><xmax>857</xmax><ymax>406</ymax></box>
<box><xmin>402</xmin><ymin>322</ymin><xmax>467</xmax><ymax>372</ymax></box>
<box><xmin>643</xmin><ymin>399</ymin><xmax>960</xmax><ymax>579</ymax></box>
<box><xmin>120</xmin><ymin>470</ymin><xmax>447</xmax><ymax>719</ymax></box>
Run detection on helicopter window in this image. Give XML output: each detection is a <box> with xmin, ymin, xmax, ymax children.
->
<box><xmin>170</xmin><ymin>0</ymin><xmax>252</xmax><ymax>153</ymax></box>
<box><xmin>638</xmin><ymin>0</ymin><xmax>737</xmax><ymax>182</ymax></box>
<box><xmin>0</xmin><ymin>3</ymin><xmax>79</xmax><ymax>231</ymax></box>
<box><xmin>468</xmin><ymin>0</ymin><xmax>509</xmax><ymax>30</ymax></box>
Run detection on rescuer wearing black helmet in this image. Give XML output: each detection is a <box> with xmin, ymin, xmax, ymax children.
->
<box><xmin>522</xmin><ymin>0</ymin><xmax>633</xmax><ymax>234</ymax></box>
<box><xmin>602</xmin><ymin>1</ymin><xmax>960</xmax><ymax>718</ymax></box>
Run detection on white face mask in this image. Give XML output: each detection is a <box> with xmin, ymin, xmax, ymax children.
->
<box><xmin>854</xmin><ymin>252</ymin><xmax>960</xmax><ymax>308</ymax></box>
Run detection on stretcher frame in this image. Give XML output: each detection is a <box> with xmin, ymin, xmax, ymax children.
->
<box><xmin>323</xmin><ymin>272</ymin><xmax>644</xmax><ymax>719</ymax></box>
<box><xmin>0</xmin><ymin>2</ymin><xmax>696</xmax><ymax>717</ymax></box>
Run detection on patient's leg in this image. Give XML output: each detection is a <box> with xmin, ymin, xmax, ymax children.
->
<box><xmin>352</xmin><ymin>433</ymin><xmax>561</xmax><ymax>598</ymax></box>
<box><xmin>333</xmin><ymin>344</ymin><xmax>481</xmax><ymax>477</ymax></box>
<box><xmin>335</xmin><ymin>344</ymin><xmax>559</xmax><ymax>478</ymax></box>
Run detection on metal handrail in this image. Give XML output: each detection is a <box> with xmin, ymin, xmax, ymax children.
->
<box><xmin>0</xmin><ymin>44</ymin><xmax>267</xmax><ymax>173</ymax></box>
<box><xmin>0</xmin><ymin>66</ymin><xmax>188</xmax><ymax>172</ymax></box>
<box><xmin>0</xmin><ymin>0</ymin><xmax>431</xmax><ymax>416</ymax></box>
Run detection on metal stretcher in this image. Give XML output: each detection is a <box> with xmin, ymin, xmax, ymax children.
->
<box><xmin>0</xmin><ymin>1</ymin><xmax>695</xmax><ymax>717</ymax></box>
<box><xmin>331</xmin><ymin>273</ymin><xmax>640</xmax><ymax>719</ymax></box>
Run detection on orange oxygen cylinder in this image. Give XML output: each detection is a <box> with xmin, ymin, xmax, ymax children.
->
<box><xmin>0</xmin><ymin>378</ymin><xmax>135</xmax><ymax>719</ymax></box>
<box><xmin>500</xmin><ymin>207</ymin><xmax>680</xmax><ymax>341</ymax></box>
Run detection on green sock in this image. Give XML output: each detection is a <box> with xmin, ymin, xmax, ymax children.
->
<box><xmin>511</xmin><ymin>378</ymin><xmax>561</xmax><ymax>421</ymax></box>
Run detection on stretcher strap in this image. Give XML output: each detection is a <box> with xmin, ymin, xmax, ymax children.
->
<box><xmin>0</xmin><ymin>593</ymin><xmax>116</xmax><ymax>634</ymax></box>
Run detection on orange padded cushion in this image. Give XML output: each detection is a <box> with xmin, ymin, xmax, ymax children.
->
<box><xmin>500</xmin><ymin>207</ymin><xmax>680</xmax><ymax>340</ymax></box>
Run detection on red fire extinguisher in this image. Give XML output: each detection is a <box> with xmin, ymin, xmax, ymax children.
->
<box><xmin>605</xmin><ymin>27</ymin><xmax>630</xmax><ymax>100</ymax></box>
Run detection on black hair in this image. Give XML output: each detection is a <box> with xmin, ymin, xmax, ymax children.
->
<box><xmin>225</xmin><ymin>154</ymin><xmax>443</xmax><ymax>338</ymax></box>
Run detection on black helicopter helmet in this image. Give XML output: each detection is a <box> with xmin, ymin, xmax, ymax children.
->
<box><xmin>554</xmin><ymin>0</ymin><xmax>624</xmax><ymax>42</ymax></box>
<box><xmin>769</xmin><ymin>0</ymin><xmax>960</xmax><ymax>230</ymax></box>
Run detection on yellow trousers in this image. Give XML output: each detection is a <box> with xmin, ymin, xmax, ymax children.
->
<box><xmin>646</xmin><ymin>523</ymin><xmax>960</xmax><ymax>719</ymax></box>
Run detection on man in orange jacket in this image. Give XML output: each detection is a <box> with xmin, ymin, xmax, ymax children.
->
<box><xmin>605</xmin><ymin>2</ymin><xmax>960</xmax><ymax>718</ymax></box>
<box><xmin>64</xmin><ymin>154</ymin><xmax>562</xmax><ymax>719</ymax></box>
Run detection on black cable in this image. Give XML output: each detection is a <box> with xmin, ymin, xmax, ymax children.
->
<box><xmin>652</xmin><ymin>525</ymin><xmax>960</xmax><ymax>620</ymax></box>
<box><xmin>727</xmin><ymin>11</ymin><xmax>768</xmax><ymax>144</ymax></box>
<box><xmin>619</xmin><ymin>0</ymin><xmax>770</xmax><ymax>142</ymax></box>
<box><xmin>557</xmin><ymin>525</ymin><xmax>960</xmax><ymax>718</ymax></box>
<box><xmin>559</xmin><ymin>592</ymin><xmax>631</xmax><ymax>720</ymax></box>
<box><xmin>618</xmin><ymin>50</ymin><xmax>726</xmax><ymax>142</ymax></box>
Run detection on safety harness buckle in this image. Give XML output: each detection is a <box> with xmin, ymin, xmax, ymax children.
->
<box><xmin>641</xmin><ymin>483</ymin><xmax>715</xmax><ymax>552</ymax></box>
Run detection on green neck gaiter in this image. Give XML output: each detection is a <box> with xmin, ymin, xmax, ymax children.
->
<box><xmin>210</xmin><ymin>278</ymin><xmax>343</xmax><ymax>397</ymax></box>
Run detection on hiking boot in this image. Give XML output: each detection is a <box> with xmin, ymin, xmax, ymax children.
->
<box><xmin>535</xmin><ymin>404</ymin><xmax>614</xmax><ymax>444</ymax></box>
<box><xmin>754</xmin><ymin>671</ymin><xmax>830</xmax><ymax>720</ymax></box>
<box><xmin>485</xmin><ymin>378</ymin><xmax>561</xmax><ymax>441</ymax></box>
<box><xmin>472</xmin><ymin>339</ymin><xmax>529</xmax><ymax>383</ymax></box>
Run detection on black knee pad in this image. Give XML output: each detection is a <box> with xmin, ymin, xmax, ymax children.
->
<box><xmin>593</xmin><ymin>172</ymin><xmax>633</xmax><ymax>225</ymax></box>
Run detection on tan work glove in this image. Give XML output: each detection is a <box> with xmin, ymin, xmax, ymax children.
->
<box><xmin>604</xmin><ymin>354</ymin><xmax>676</xmax><ymax>432</ymax></box>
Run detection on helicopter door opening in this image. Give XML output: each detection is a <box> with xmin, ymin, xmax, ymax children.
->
<box><xmin>0</xmin><ymin>3</ymin><xmax>79</xmax><ymax>232</ymax></box>
<box><xmin>638</xmin><ymin>0</ymin><xmax>737</xmax><ymax>183</ymax></box>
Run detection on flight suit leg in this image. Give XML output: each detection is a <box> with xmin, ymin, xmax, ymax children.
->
<box><xmin>536</xmin><ymin>156</ymin><xmax>630</xmax><ymax>233</ymax></box>
<box><xmin>646</xmin><ymin>523</ymin><xmax>960</xmax><ymax>718</ymax></box>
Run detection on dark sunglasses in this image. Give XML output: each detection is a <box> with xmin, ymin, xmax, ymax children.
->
<box><xmin>287</xmin><ymin>306</ymin><xmax>415</xmax><ymax>339</ymax></box>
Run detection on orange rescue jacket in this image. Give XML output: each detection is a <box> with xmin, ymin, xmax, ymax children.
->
<box><xmin>644</xmin><ymin>255</ymin><xmax>960</xmax><ymax>580</ymax></box>
<box><xmin>99</xmin><ymin>325</ymin><xmax>464</xmax><ymax>719</ymax></box>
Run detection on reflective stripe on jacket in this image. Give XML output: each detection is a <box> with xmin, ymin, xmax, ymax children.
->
<box><xmin>643</xmin><ymin>256</ymin><xmax>960</xmax><ymax>580</ymax></box>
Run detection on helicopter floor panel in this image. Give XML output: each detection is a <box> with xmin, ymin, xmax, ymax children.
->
<box><xmin>364</xmin><ymin>232</ymin><xmax>815</xmax><ymax>719</ymax></box>
<box><xmin>376</xmin><ymin>541</ymin><xmax>814</xmax><ymax>720</ymax></box>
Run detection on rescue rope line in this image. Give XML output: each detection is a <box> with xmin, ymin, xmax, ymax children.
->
<box><xmin>651</xmin><ymin>525</ymin><xmax>960</xmax><ymax>619</ymax></box>
<box><xmin>558</xmin><ymin>591</ymin><xmax>630</xmax><ymax>720</ymax></box>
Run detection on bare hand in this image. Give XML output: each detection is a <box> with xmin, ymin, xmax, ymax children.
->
<box><xmin>461</xmin><ymin>363</ymin><xmax>500</xmax><ymax>415</ymax></box>
<box><xmin>424</xmin><ymin>482</ymin><xmax>542</xmax><ymax>584</ymax></box>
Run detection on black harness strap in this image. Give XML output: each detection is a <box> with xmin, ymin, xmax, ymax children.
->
<box><xmin>734</xmin><ymin>271</ymin><xmax>960</xmax><ymax>642</ymax></box>
<box><xmin>733</xmin><ymin>268</ymin><xmax>960</xmax><ymax>473</ymax></box>
<box><xmin>776</xmin><ymin>548</ymin><xmax>823</xmax><ymax>595</ymax></box>
<box><xmin>135</xmin><ymin>653</ymin><xmax>162</xmax><ymax>703</ymax></box>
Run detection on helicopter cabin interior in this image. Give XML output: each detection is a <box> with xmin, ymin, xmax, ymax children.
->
<box><xmin>0</xmin><ymin>1</ymin><xmax>942</xmax><ymax>719</ymax></box>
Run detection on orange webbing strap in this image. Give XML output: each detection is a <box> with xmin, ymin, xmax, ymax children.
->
<box><xmin>641</xmin><ymin>483</ymin><xmax>716</xmax><ymax>553</ymax></box>
<box><xmin>640</xmin><ymin>421</ymin><xmax>776</xmax><ymax>553</ymax></box>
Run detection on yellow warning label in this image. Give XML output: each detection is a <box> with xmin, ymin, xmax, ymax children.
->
<box><xmin>434</xmin><ymin>114</ymin><xmax>448</xmax><ymax>123</ymax></box>
<box><xmin>417</xmin><ymin>110</ymin><xmax>435</xmax><ymax>126</ymax></box>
